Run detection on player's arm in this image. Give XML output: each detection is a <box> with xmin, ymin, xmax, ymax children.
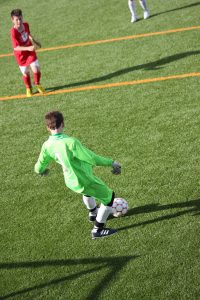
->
<box><xmin>72</xmin><ymin>139</ymin><xmax>119</xmax><ymax>168</ymax></box>
<box><xmin>14</xmin><ymin>45</ymin><xmax>35</xmax><ymax>51</ymax></box>
<box><xmin>73</xmin><ymin>140</ymin><xmax>121</xmax><ymax>174</ymax></box>
<box><xmin>29</xmin><ymin>35</ymin><xmax>41</xmax><ymax>49</ymax></box>
<box><xmin>34</xmin><ymin>143</ymin><xmax>53</xmax><ymax>175</ymax></box>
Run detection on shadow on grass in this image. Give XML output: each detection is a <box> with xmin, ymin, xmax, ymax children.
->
<box><xmin>0</xmin><ymin>256</ymin><xmax>138</xmax><ymax>300</ymax></box>
<box><xmin>117</xmin><ymin>198</ymin><xmax>200</xmax><ymax>232</ymax></box>
<box><xmin>151</xmin><ymin>2</ymin><xmax>200</xmax><ymax>18</ymax></box>
<box><xmin>46</xmin><ymin>51</ymin><xmax>200</xmax><ymax>92</ymax></box>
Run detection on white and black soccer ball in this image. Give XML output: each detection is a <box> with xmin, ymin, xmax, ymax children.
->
<box><xmin>112</xmin><ymin>198</ymin><xmax>128</xmax><ymax>217</ymax></box>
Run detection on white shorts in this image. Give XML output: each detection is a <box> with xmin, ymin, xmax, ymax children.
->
<box><xmin>19</xmin><ymin>59</ymin><xmax>40</xmax><ymax>75</ymax></box>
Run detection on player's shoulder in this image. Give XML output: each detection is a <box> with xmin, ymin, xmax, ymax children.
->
<box><xmin>42</xmin><ymin>139</ymin><xmax>50</xmax><ymax>149</ymax></box>
<box><xmin>10</xmin><ymin>26</ymin><xmax>17</xmax><ymax>35</ymax></box>
<box><xmin>64</xmin><ymin>135</ymin><xmax>77</xmax><ymax>144</ymax></box>
<box><xmin>23</xmin><ymin>22</ymin><xmax>30</xmax><ymax>30</ymax></box>
<box><xmin>64</xmin><ymin>135</ymin><xmax>80</xmax><ymax>148</ymax></box>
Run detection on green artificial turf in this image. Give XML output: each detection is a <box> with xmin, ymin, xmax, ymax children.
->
<box><xmin>0</xmin><ymin>0</ymin><xmax>200</xmax><ymax>299</ymax></box>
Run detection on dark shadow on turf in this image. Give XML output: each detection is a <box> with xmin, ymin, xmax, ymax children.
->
<box><xmin>46</xmin><ymin>51</ymin><xmax>200</xmax><ymax>92</ymax></box>
<box><xmin>151</xmin><ymin>2</ymin><xmax>200</xmax><ymax>18</ymax></box>
<box><xmin>117</xmin><ymin>198</ymin><xmax>200</xmax><ymax>231</ymax></box>
<box><xmin>0</xmin><ymin>256</ymin><xmax>138</xmax><ymax>300</ymax></box>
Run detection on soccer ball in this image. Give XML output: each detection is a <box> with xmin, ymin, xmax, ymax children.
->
<box><xmin>112</xmin><ymin>198</ymin><xmax>128</xmax><ymax>217</ymax></box>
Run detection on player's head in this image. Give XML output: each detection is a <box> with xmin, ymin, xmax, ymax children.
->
<box><xmin>45</xmin><ymin>111</ymin><xmax>64</xmax><ymax>132</ymax></box>
<box><xmin>11</xmin><ymin>9</ymin><xmax>23</xmax><ymax>28</ymax></box>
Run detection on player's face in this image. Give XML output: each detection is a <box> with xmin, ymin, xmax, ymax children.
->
<box><xmin>12</xmin><ymin>16</ymin><xmax>23</xmax><ymax>30</ymax></box>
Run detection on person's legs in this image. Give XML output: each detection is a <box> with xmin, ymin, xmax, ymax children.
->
<box><xmin>83</xmin><ymin>176</ymin><xmax>117</xmax><ymax>239</ymax></box>
<box><xmin>91</xmin><ymin>192</ymin><xmax>117</xmax><ymax>239</ymax></box>
<box><xmin>30</xmin><ymin>60</ymin><xmax>45</xmax><ymax>94</ymax></box>
<box><xmin>139</xmin><ymin>0</ymin><xmax>150</xmax><ymax>19</ymax></box>
<box><xmin>128</xmin><ymin>0</ymin><xmax>138</xmax><ymax>23</ymax></box>
<box><xmin>19</xmin><ymin>65</ymin><xmax>33</xmax><ymax>97</ymax></box>
<box><xmin>82</xmin><ymin>195</ymin><xmax>98</xmax><ymax>222</ymax></box>
<box><xmin>128</xmin><ymin>0</ymin><xmax>138</xmax><ymax>22</ymax></box>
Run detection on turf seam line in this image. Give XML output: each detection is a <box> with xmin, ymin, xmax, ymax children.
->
<box><xmin>0</xmin><ymin>26</ymin><xmax>200</xmax><ymax>58</ymax></box>
<box><xmin>0</xmin><ymin>72</ymin><xmax>199</xmax><ymax>101</ymax></box>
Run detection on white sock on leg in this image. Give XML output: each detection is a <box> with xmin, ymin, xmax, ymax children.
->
<box><xmin>96</xmin><ymin>204</ymin><xmax>112</xmax><ymax>224</ymax></box>
<box><xmin>139</xmin><ymin>0</ymin><xmax>148</xmax><ymax>11</ymax></box>
<box><xmin>128</xmin><ymin>0</ymin><xmax>137</xmax><ymax>18</ymax></box>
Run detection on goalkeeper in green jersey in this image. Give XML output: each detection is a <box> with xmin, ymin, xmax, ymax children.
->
<box><xmin>35</xmin><ymin>111</ymin><xmax>121</xmax><ymax>239</ymax></box>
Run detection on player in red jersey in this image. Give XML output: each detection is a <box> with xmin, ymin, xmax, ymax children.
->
<box><xmin>10</xmin><ymin>9</ymin><xmax>45</xmax><ymax>97</ymax></box>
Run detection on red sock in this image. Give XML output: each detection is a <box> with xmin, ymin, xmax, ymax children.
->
<box><xmin>22</xmin><ymin>74</ymin><xmax>32</xmax><ymax>88</ymax></box>
<box><xmin>33</xmin><ymin>71</ymin><xmax>41</xmax><ymax>85</ymax></box>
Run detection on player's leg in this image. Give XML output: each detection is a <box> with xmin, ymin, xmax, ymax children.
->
<box><xmin>82</xmin><ymin>195</ymin><xmax>98</xmax><ymax>222</ymax></box>
<box><xmin>139</xmin><ymin>0</ymin><xmax>150</xmax><ymax>19</ymax></box>
<box><xmin>30</xmin><ymin>60</ymin><xmax>45</xmax><ymax>94</ymax></box>
<box><xmin>19</xmin><ymin>65</ymin><xmax>33</xmax><ymax>97</ymax></box>
<box><xmin>91</xmin><ymin>192</ymin><xmax>117</xmax><ymax>239</ymax></box>
<box><xmin>128</xmin><ymin>0</ymin><xmax>138</xmax><ymax>23</ymax></box>
<box><xmin>83</xmin><ymin>175</ymin><xmax>117</xmax><ymax>238</ymax></box>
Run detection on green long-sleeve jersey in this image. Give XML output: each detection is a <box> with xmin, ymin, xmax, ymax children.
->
<box><xmin>35</xmin><ymin>133</ymin><xmax>113</xmax><ymax>201</ymax></box>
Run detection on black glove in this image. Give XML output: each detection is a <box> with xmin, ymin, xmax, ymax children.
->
<box><xmin>111</xmin><ymin>161</ymin><xmax>121</xmax><ymax>175</ymax></box>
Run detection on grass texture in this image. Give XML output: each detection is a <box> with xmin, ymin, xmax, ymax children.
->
<box><xmin>0</xmin><ymin>0</ymin><xmax>200</xmax><ymax>299</ymax></box>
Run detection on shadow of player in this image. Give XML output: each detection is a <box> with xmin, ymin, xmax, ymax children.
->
<box><xmin>46</xmin><ymin>50</ymin><xmax>200</xmax><ymax>92</ymax></box>
<box><xmin>151</xmin><ymin>2</ymin><xmax>200</xmax><ymax>18</ymax></box>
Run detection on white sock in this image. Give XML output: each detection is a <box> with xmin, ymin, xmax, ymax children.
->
<box><xmin>139</xmin><ymin>0</ymin><xmax>148</xmax><ymax>11</ymax></box>
<box><xmin>128</xmin><ymin>0</ymin><xmax>137</xmax><ymax>17</ymax></box>
<box><xmin>96</xmin><ymin>204</ymin><xmax>112</xmax><ymax>224</ymax></box>
<box><xmin>82</xmin><ymin>195</ymin><xmax>96</xmax><ymax>210</ymax></box>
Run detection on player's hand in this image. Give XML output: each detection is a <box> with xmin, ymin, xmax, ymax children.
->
<box><xmin>32</xmin><ymin>40</ymin><xmax>41</xmax><ymax>49</ymax></box>
<box><xmin>36</xmin><ymin>41</ymin><xmax>41</xmax><ymax>48</ymax></box>
<box><xmin>28</xmin><ymin>45</ymin><xmax>35</xmax><ymax>51</ymax></box>
<box><xmin>111</xmin><ymin>161</ymin><xmax>121</xmax><ymax>175</ymax></box>
<box><xmin>29</xmin><ymin>35</ymin><xmax>41</xmax><ymax>50</ymax></box>
<box><xmin>39</xmin><ymin>169</ymin><xmax>49</xmax><ymax>176</ymax></box>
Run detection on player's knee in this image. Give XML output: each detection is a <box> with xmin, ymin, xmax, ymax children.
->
<box><xmin>24</xmin><ymin>72</ymin><xmax>30</xmax><ymax>77</ymax></box>
<box><xmin>33</xmin><ymin>69</ymin><xmax>40</xmax><ymax>74</ymax></box>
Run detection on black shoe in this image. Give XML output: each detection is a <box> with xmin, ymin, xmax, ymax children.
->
<box><xmin>91</xmin><ymin>227</ymin><xmax>117</xmax><ymax>239</ymax></box>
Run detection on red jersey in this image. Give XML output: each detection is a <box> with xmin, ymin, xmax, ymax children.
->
<box><xmin>10</xmin><ymin>22</ymin><xmax>37</xmax><ymax>66</ymax></box>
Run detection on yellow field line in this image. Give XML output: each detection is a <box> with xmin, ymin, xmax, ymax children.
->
<box><xmin>0</xmin><ymin>72</ymin><xmax>199</xmax><ymax>101</ymax></box>
<box><xmin>1</xmin><ymin>26</ymin><xmax>200</xmax><ymax>58</ymax></box>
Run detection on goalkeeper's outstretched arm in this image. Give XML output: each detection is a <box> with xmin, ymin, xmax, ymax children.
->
<box><xmin>72</xmin><ymin>139</ymin><xmax>113</xmax><ymax>166</ymax></box>
<box><xmin>34</xmin><ymin>143</ymin><xmax>52</xmax><ymax>175</ymax></box>
<box><xmin>72</xmin><ymin>139</ymin><xmax>121</xmax><ymax>174</ymax></box>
